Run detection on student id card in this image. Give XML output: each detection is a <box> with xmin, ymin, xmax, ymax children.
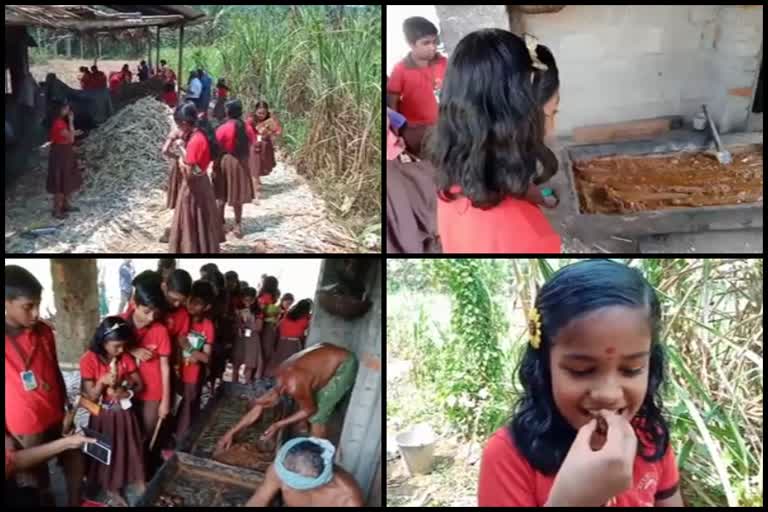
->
<box><xmin>21</xmin><ymin>370</ymin><xmax>38</xmax><ymax>391</ymax></box>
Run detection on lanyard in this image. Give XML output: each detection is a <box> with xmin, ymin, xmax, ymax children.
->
<box><xmin>6</xmin><ymin>331</ymin><xmax>39</xmax><ymax>373</ymax></box>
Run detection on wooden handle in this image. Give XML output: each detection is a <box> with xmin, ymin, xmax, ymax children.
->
<box><xmin>149</xmin><ymin>417</ymin><xmax>164</xmax><ymax>450</ymax></box>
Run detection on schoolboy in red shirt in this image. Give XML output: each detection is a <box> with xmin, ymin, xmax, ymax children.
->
<box><xmin>5</xmin><ymin>265</ymin><xmax>84</xmax><ymax>506</ymax></box>
<box><xmin>387</xmin><ymin>16</ymin><xmax>448</xmax><ymax>126</ymax></box>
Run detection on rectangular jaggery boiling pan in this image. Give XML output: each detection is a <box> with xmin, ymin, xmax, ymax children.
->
<box><xmin>559</xmin><ymin>131</ymin><xmax>763</xmax><ymax>240</ymax></box>
<box><xmin>135</xmin><ymin>451</ymin><xmax>264</xmax><ymax>507</ymax></box>
<box><xmin>176</xmin><ymin>381</ymin><xmax>284</xmax><ymax>470</ymax></box>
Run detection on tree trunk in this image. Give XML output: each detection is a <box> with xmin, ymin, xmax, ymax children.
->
<box><xmin>50</xmin><ymin>259</ymin><xmax>99</xmax><ymax>366</ymax></box>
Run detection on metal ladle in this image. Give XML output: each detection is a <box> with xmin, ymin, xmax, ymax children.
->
<box><xmin>702</xmin><ymin>104</ymin><xmax>732</xmax><ymax>165</ymax></box>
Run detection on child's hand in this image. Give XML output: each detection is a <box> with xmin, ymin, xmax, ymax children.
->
<box><xmin>546</xmin><ymin>411</ymin><xmax>638</xmax><ymax>506</ymax></box>
<box><xmin>99</xmin><ymin>372</ymin><xmax>117</xmax><ymax>387</ymax></box>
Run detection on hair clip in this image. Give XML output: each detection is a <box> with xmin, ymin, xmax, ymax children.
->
<box><xmin>104</xmin><ymin>321</ymin><xmax>121</xmax><ymax>335</ymax></box>
<box><xmin>524</xmin><ymin>33</ymin><xmax>549</xmax><ymax>72</ymax></box>
<box><xmin>528</xmin><ymin>306</ymin><xmax>542</xmax><ymax>349</ymax></box>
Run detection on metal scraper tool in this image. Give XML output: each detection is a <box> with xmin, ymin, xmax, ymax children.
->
<box><xmin>702</xmin><ymin>104</ymin><xmax>732</xmax><ymax>165</ymax></box>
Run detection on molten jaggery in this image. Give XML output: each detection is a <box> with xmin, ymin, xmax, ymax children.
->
<box><xmin>573</xmin><ymin>149</ymin><xmax>763</xmax><ymax>214</ymax></box>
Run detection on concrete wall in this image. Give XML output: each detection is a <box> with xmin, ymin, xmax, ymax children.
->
<box><xmin>306</xmin><ymin>259</ymin><xmax>382</xmax><ymax>502</ymax></box>
<box><xmin>435</xmin><ymin>5</ymin><xmax>763</xmax><ymax>134</ymax></box>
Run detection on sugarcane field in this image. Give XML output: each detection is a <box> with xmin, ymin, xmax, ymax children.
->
<box><xmin>5</xmin><ymin>5</ymin><xmax>382</xmax><ymax>254</ymax></box>
<box><xmin>5</xmin><ymin>257</ymin><xmax>382</xmax><ymax>506</ymax></box>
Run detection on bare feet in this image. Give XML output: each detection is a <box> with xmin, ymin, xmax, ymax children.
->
<box><xmin>106</xmin><ymin>490</ymin><xmax>128</xmax><ymax>507</ymax></box>
<box><xmin>132</xmin><ymin>481</ymin><xmax>147</xmax><ymax>496</ymax></box>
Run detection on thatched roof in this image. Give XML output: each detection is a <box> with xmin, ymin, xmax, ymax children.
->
<box><xmin>5</xmin><ymin>5</ymin><xmax>206</xmax><ymax>31</ymax></box>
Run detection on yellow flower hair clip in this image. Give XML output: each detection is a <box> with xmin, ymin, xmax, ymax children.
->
<box><xmin>528</xmin><ymin>306</ymin><xmax>542</xmax><ymax>349</ymax></box>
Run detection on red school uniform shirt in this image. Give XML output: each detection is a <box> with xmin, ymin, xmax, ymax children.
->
<box><xmin>181</xmin><ymin>317</ymin><xmax>216</xmax><ymax>384</ymax></box>
<box><xmin>478</xmin><ymin>426</ymin><xmax>680</xmax><ymax>507</ymax></box>
<box><xmin>164</xmin><ymin>305</ymin><xmax>191</xmax><ymax>343</ymax></box>
<box><xmin>216</xmin><ymin>119</ymin><xmax>256</xmax><ymax>154</ymax></box>
<box><xmin>387</xmin><ymin>53</ymin><xmax>448</xmax><ymax>125</ymax></box>
<box><xmin>278</xmin><ymin>315</ymin><xmax>310</xmax><ymax>339</ymax></box>
<box><xmin>109</xmin><ymin>72</ymin><xmax>124</xmax><ymax>92</ymax></box>
<box><xmin>125</xmin><ymin>303</ymin><xmax>190</xmax><ymax>344</ymax></box>
<box><xmin>437</xmin><ymin>186</ymin><xmax>561</xmax><ymax>254</ymax></box>
<box><xmin>161</xmin><ymin>90</ymin><xmax>178</xmax><ymax>108</ymax></box>
<box><xmin>185</xmin><ymin>130</ymin><xmax>212</xmax><ymax>172</ymax></box>
<box><xmin>5</xmin><ymin>322</ymin><xmax>66</xmax><ymax>435</ymax></box>
<box><xmin>216</xmin><ymin>86</ymin><xmax>228</xmax><ymax>100</ymax></box>
<box><xmin>79</xmin><ymin>351</ymin><xmax>139</xmax><ymax>402</ymax></box>
<box><xmin>119</xmin><ymin>311</ymin><xmax>171</xmax><ymax>402</ymax></box>
<box><xmin>80</xmin><ymin>73</ymin><xmax>93</xmax><ymax>90</ymax></box>
<box><xmin>49</xmin><ymin>118</ymin><xmax>71</xmax><ymax>145</ymax></box>
<box><xmin>257</xmin><ymin>292</ymin><xmax>275</xmax><ymax>308</ymax></box>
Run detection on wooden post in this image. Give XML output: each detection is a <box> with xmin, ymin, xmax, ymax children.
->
<box><xmin>66</xmin><ymin>35</ymin><xmax>71</xmax><ymax>58</ymax></box>
<box><xmin>50</xmin><ymin>259</ymin><xmax>99</xmax><ymax>365</ymax></box>
<box><xmin>156</xmin><ymin>26</ymin><xmax>161</xmax><ymax>74</ymax></box>
<box><xmin>147</xmin><ymin>33</ymin><xmax>152</xmax><ymax>71</ymax></box>
<box><xmin>79</xmin><ymin>33</ymin><xmax>84</xmax><ymax>59</ymax></box>
<box><xmin>177</xmin><ymin>24</ymin><xmax>185</xmax><ymax>94</ymax></box>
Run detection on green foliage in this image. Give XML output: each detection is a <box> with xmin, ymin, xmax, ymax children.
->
<box><xmin>417</xmin><ymin>259</ymin><xmax>510</xmax><ymax>439</ymax></box>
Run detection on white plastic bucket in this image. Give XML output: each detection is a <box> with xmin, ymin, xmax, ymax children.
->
<box><xmin>395</xmin><ymin>423</ymin><xmax>436</xmax><ymax>475</ymax></box>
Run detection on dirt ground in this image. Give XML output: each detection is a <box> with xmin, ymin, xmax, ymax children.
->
<box><xmin>387</xmin><ymin>435</ymin><xmax>480</xmax><ymax>507</ymax></box>
<box><xmin>5</xmin><ymin>146</ymin><xmax>360</xmax><ymax>253</ymax></box>
<box><xmin>387</xmin><ymin>352</ymin><xmax>480</xmax><ymax>507</ymax></box>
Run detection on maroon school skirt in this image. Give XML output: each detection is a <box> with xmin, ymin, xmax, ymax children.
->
<box><xmin>260</xmin><ymin>323</ymin><xmax>278</xmax><ymax>369</ymax></box>
<box><xmin>249</xmin><ymin>138</ymin><xmax>276</xmax><ymax>178</ymax></box>
<box><xmin>401</xmin><ymin>124</ymin><xmax>430</xmax><ymax>160</ymax></box>
<box><xmin>265</xmin><ymin>337</ymin><xmax>302</xmax><ymax>377</ymax></box>
<box><xmin>166</xmin><ymin>159</ymin><xmax>183</xmax><ymax>209</ymax></box>
<box><xmin>87</xmin><ymin>406</ymin><xmax>146</xmax><ymax>491</ymax></box>
<box><xmin>233</xmin><ymin>331</ymin><xmax>262</xmax><ymax>369</ymax></box>
<box><xmin>219</xmin><ymin>153</ymin><xmax>254</xmax><ymax>206</ymax></box>
<box><xmin>213</xmin><ymin>98</ymin><xmax>226</xmax><ymax>121</ymax></box>
<box><xmin>211</xmin><ymin>157</ymin><xmax>227</xmax><ymax>202</ymax></box>
<box><xmin>169</xmin><ymin>173</ymin><xmax>225</xmax><ymax>253</ymax></box>
<box><xmin>46</xmin><ymin>143</ymin><xmax>82</xmax><ymax>195</ymax></box>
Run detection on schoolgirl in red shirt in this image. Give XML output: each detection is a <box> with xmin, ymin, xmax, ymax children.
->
<box><xmin>119</xmin><ymin>271</ymin><xmax>172</xmax><ymax>456</ymax></box>
<box><xmin>478</xmin><ymin>260</ymin><xmax>683</xmax><ymax>506</ymax></box>
<box><xmin>212</xmin><ymin>78</ymin><xmax>230</xmax><ymax>121</ymax></box>
<box><xmin>278</xmin><ymin>292</ymin><xmax>294</xmax><ymax>322</ymax></box>
<box><xmin>433</xmin><ymin>30</ymin><xmax>562</xmax><ymax>253</ymax></box>
<box><xmin>168</xmin><ymin>102</ymin><xmax>225</xmax><ymax>253</ymax></box>
<box><xmin>267</xmin><ymin>299</ymin><xmax>312</xmax><ymax>377</ymax></box>
<box><xmin>80</xmin><ymin>316</ymin><xmax>145</xmax><ymax>507</ymax></box>
<box><xmin>257</xmin><ymin>276</ymin><xmax>280</xmax><ymax>369</ymax></box>
<box><xmin>246</xmin><ymin>101</ymin><xmax>282</xmax><ymax>201</ymax></box>
<box><xmin>215</xmin><ymin>100</ymin><xmax>255</xmax><ymax>238</ymax></box>
<box><xmin>46</xmin><ymin>100</ymin><xmax>82</xmax><ymax>219</ymax></box>
<box><xmin>175</xmin><ymin>281</ymin><xmax>216</xmax><ymax>440</ymax></box>
<box><xmin>231</xmin><ymin>287</ymin><xmax>264</xmax><ymax>385</ymax></box>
